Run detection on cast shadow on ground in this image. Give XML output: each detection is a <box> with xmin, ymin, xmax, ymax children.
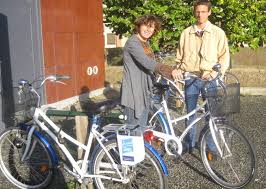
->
<box><xmin>181</xmin><ymin>152</ymin><xmax>218</xmax><ymax>185</ymax></box>
<box><xmin>77</xmin><ymin>84</ymin><xmax>120</xmax><ymax>113</ymax></box>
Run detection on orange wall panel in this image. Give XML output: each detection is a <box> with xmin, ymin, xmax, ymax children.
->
<box><xmin>42</xmin><ymin>32</ymin><xmax>55</xmax><ymax>68</ymax></box>
<box><xmin>40</xmin><ymin>0</ymin><xmax>105</xmax><ymax>103</ymax></box>
<box><xmin>54</xmin><ymin>0</ymin><xmax>74</xmax><ymax>32</ymax></box>
<box><xmin>41</xmin><ymin>1</ymin><xmax>56</xmax><ymax>32</ymax></box>
<box><xmin>76</xmin><ymin>32</ymin><xmax>104</xmax><ymax>90</ymax></box>
<box><xmin>72</xmin><ymin>0</ymin><xmax>89</xmax><ymax>32</ymax></box>
<box><xmin>54</xmin><ymin>33</ymin><xmax>75</xmax><ymax>67</ymax></box>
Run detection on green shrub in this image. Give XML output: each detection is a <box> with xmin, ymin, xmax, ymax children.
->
<box><xmin>106</xmin><ymin>48</ymin><xmax>123</xmax><ymax>66</ymax></box>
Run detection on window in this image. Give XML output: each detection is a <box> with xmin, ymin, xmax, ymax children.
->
<box><xmin>107</xmin><ymin>33</ymin><xmax>116</xmax><ymax>45</ymax></box>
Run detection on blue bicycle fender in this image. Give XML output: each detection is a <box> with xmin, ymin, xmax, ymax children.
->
<box><xmin>33</xmin><ymin>131</ymin><xmax>59</xmax><ymax>166</ymax></box>
<box><xmin>145</xmin><ymin>142</ymin><xmax>169</xmax><ymax>176</ymax></box>
<box><xmin>19</xmin><ymin>123</ymin><xmax>59</xmax><ymax>166</ymax></box>
<box><xmin>157</xmin><ymin>112</ymin><xmax>171</xmax><ymax>135</ymax></box>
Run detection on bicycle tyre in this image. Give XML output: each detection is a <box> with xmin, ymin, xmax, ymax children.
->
<box><xmin>199</xmin><ymin>120</ymin><xmax>256</xmax><ymax>189</ymax></box>
<box><xmin>147</xmin><ymin>110</ymin><xmax>169</xmax><ymax>156</ymax></box>
<box><xmin>148</xmin><ymin>108</ymin><xmax>167</xmax><ymax>133</ymax></box>
<box><xmin>91</xmin><ymin>138</ymin><xmax>168</xmax><ymax>189</ymax></box>
<box><xmin>0</xmin><ymin>127</ymin><xmax>54</xmax><ymax>189</ymax></box>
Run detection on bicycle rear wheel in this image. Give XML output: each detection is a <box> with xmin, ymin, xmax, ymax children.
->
<box><xmin>147</xmin><ymin>109</ymin><xmax>169</xmax><ymax>156</ymax></box>
<box><xmin>91</xmin><ymin>138</ymin><xmax>168</xmax><ymax>189</ymax></box>
<box><xmin>0</xmin><ymin>127</ymin><xmax>53</xmax><ymax>189</ymax></box>
<box><xmin>200</xmin><ymin>120</ymin><xmax>256</xmax><ymax>189</ymax></box>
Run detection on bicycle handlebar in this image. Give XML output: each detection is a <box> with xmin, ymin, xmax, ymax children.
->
<box><xmin>39</xmin><ymin>74</ymin><xmax>71</xmax><ymax>87</ymax></box>
<box><xmin>154</xmin><ymin>63</ymin><xmax>226</xmax><ymax>98</ymax></box>
<box><xmin>17</xmin><ymin>74</ymin><xmax>70</xmax><ymax>108</ymax></box>
<box><xmin>183</xmin><ymin>64</ymin><xmax>222</xmax><ymax>82</ymax></box>
<box><xmin>18</xmin><ymin>74</ymin><xmax>70</xmax><ymax>87</ymax></box>
<box><xmin>55</xmin><ymin>74</ymin><xmax>71</xmax><ymax>81</ymax></box>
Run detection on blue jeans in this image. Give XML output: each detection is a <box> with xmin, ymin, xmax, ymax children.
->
<box><xmin>185</xmin><ymin>78</ymin><xmax>216</xmax><ymax>151</ymax></box>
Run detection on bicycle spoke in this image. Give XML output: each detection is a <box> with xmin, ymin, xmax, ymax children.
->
<box><xmin>227</xmin><ymin>159</ymin><xmax>241</xmax><ymax>183</ymax></box>
<box><xmin>201</xmin><ymin>122</ymin><xmax>256</xmax><ymax>188</ymax></box>
<box><xmin>0</xmin><ymin>128</ymin><xmax>53</xmax><ymax>188</ymax></box>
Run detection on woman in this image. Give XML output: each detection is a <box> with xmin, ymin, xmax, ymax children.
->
<box><xmin>121</xmin><ymin>14</ymin><xmax>173</xmax><ymax>128</ymax></box>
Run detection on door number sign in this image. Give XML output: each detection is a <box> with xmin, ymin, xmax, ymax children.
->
<box><xmin>87</xmin><ymin>66</ymin><xmax>98</xmax><ymax>76</ymax></box>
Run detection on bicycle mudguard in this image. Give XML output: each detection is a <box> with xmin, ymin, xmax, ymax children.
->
<box><xmin>19</xmin><ymin>123</ymin><xmax>59</xmax><ymax>166</ymax></box>
<box><xmin>144</xmin><ymin>142</ymin><xmax>169</xmax><ymax>176</ymax></box>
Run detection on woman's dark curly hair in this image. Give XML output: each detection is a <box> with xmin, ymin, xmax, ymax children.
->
<box><xmin>133</xmin><ymin>14</ymin><xmax>161</xmax><ymax>36</ymax></box>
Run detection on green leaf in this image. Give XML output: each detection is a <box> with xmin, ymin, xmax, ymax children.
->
<box><xmin>104</xmin><ymin>0</ymin><xmax>265</xmax><ymax>54</ymax></box>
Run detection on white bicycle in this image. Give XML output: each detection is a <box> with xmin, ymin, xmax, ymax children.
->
<box><xmin>146</xmin><ymin>64</ymin><xmax>256</xmax><ymax>189</ymax></box>
<box><xmin>0</xmin><ymin>75</ymin><xmax>168</xmax><ymax>189</ymax></box>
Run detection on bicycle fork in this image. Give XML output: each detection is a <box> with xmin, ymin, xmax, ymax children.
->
<box><xmin>209</xmin><ymin>119</ymin><xmax>232</xmax><ymax>158</ymax></box>
<box><xmin>21</xmin><ymin>125</ymin><xmax>38</xmax><ymax>162</ymax></box>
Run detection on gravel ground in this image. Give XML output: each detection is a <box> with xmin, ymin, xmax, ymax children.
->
<box><xmin>165</xmin><ymin>96</ymin><xmax>266</xmax><ymax>189</ymax></box>
<box><xmin>0</xmin><ymin>96</ymin><xmax>265</xmax><ymax>189</ymax></box>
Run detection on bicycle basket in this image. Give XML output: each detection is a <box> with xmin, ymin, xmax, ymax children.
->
<box><xmin>206</xmin><ymin>82</ymin><xmax>240</xmax><ymax>117</ymax></box>
<box><xmin>14</xmin><ymin>87</ymin><xmax>38</xmax><ymax>123</ymax></box>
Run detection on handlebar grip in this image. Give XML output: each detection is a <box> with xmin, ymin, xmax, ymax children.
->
<box><xmin>212</xmin><ymin>63</ymin><xmax>221</xmax><ymax>73</ymax></box>
<box><xmin>55</xmin><ymin>75</ymin><xmax>71</xmax><ymax>80</ymax></box>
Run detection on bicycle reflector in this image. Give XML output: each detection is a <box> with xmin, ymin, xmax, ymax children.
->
<box><xmin>143</xmin><ymin>130</ymin><xmax>155</xmax><ymax>142</ymax></box>
<box><xmin>40</xmin><ymin>164</ymin><xmax>49</xmax><ymax>173</ymax></box>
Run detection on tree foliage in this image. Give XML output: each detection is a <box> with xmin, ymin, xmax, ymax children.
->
<box><xmin>103</xmin><ymin>0</ymin><xmax>266</xmax><ymax>53</ymax></box>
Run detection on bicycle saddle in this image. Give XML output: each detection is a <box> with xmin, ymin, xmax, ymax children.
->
<box><xmin>87</xmin><ymin>99</ymin><xmax>119</xmax><ymax>115</ymax></box>
<box><xmin>212</xmin><ymin>63</ymin><xmax>221</xmax><ymax>72</ymax></box>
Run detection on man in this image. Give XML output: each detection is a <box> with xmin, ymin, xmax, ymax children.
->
<box><xmin>172</xmin><ymin>0</ymin><xmax>230</xmax><ymax>152</ymax></box>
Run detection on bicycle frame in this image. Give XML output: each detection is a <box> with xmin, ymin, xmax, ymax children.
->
<box><xmin>147</xmin><ymin>79</ymin><xmax>227</xmax><ymax>157</ymax></box>
<box><xmin>5</xmin><ymin>75</ymin><xmax>169</xmax><ymax>189</ymax></box>
<box><xmin>21</xmin><ymin>106</ymin><xmax>169</xmax><ymax>185</ymax></box>
<box><xmin>21</xmin><ymin>107</ymin><xmax>126</xmax><ymax>183</ymax></box>
<box><xmin>156</xmin><ymin>75</ymin><xmax>185</xmax><ymax>103</ymax></box>
<box><xmin>148</xmin><ymin>98</ymin><xmax>207</xmax><ymax>155</ymax></box>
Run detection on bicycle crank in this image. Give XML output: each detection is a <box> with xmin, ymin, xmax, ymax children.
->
<box><xmin>164</xmin><ymin>139</ymin><xmax>182</xmax><ymax>156</ymax></box>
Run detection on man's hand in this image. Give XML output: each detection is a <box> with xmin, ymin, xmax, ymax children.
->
<box><xmin>172</xmin><ymin>69</ymin><xmax>183</xmax><ymax>80</ymax></box>
<box><xmin>202</xmin><ymin>71</ymin><xmax>218</xmax><ymax>80</ymax></box>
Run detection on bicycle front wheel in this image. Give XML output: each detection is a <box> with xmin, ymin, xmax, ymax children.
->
<box><xmin>200</xmin><ymin>120</ymin><xmax>256</xmax><ymax>189</ymax></box>
<box><xmin>91</xmin><ymin>138</ymin><xmax>168</xmax><ymax>189</ymax></box>
<box><xmin>0</xmin><ymin>127</ymin><xmax>53</xmax><ymax>189</ymax></box>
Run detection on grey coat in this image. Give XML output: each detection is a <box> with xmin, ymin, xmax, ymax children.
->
<box><xmin>121</xmin><ymin>34</ymin><xmax>157</xmax><ymax>119</ymax></box>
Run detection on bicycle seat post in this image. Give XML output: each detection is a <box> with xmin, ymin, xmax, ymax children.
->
<box><xmin>91</xmin><ymin>114</ymin><xmax>100</xmax><ymax>129</ymax></box>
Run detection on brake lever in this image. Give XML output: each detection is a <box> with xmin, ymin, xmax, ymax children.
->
<box><xmin>55</xmin><ymin>81</ymin><xmax>67</xmax><ymax>85</ymax></box>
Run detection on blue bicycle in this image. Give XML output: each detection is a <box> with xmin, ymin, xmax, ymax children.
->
<box><xmin>0</xmin><ymin>75</ymin><xmax>168</xmax><ymax>189</ymax></box>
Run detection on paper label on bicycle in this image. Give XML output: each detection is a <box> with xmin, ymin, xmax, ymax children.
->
<box><xmin>117</xmin><ymin>134</ymin><xmax>145</xmax><ymax>165</ymax></box>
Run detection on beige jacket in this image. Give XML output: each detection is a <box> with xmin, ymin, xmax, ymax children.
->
<box><xmin>176</xmin><ymin>21</ymin><xmax>230</xmax><ymax>75</ymax></box>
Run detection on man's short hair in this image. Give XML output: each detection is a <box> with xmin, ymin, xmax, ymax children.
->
<box><xmin>194</xmin><ymin>0</ymin><xmax>212</xmax><ymax>11</ymax></box>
